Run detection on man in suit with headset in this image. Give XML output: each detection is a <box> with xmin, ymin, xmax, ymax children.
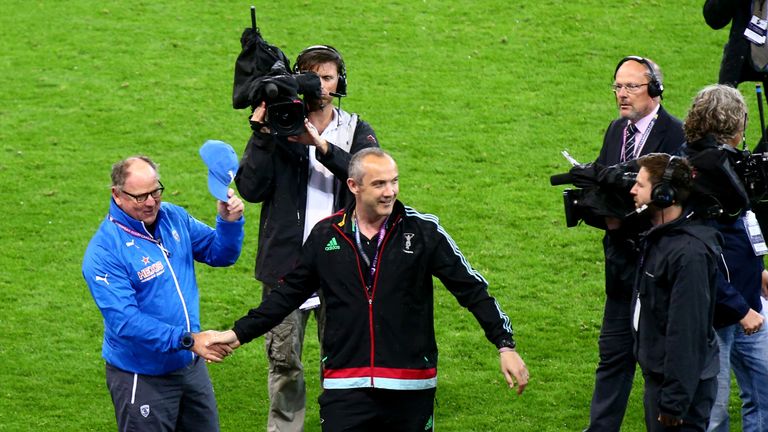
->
<box><xmin>235</xmin><ymin>45</ymin><xmax>379</xmax><ymax>431</ymax></box>
<box><xmin>585</xmin><ymin>56</ymin><xmax>686</xmax><ymax>431</ymax></box>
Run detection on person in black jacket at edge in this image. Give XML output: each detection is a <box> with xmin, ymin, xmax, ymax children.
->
<box><xmin>212</xmin><ymin>148</ymin><xmax>528</xmax><ymax>432</ymax></box>
<box><xmin>703</xmin><ymin>0</ymin><xmax>768</xmax><ymax>89</ymax></box>
<box><xmin>703</xmin><ymin>0</ymin><xmax>768</xmax><ymax>234</ymax></box>
<box><xmin>681</xmin><ymin>84</ymin><xmax>768</xmax><ymax>432</ymax></box>
<box><xmin>629</xmin><ymin>153</ymin><xmax>722</xmax><ymax>431</ymax></box>
<box><xmin>235</xmin><ymin>45</ymin><xmax>379</xmax><ymax>431</ymax></box>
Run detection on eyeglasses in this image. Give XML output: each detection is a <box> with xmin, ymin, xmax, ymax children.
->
<box><xmin>121</xmin><ymin>181</ymin><xmax>164</xmax><ymax>203</ymax></box>
<box><xmin>611</xmin><ymin>83</ymin><xmax>649</xmax><ymax>93</ymax></box>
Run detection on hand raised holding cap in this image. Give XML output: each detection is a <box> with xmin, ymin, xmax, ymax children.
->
<box><xmin>218</xmin><ymin>188</ymin><xmax>244</xmax><ymax>222</ymax></box>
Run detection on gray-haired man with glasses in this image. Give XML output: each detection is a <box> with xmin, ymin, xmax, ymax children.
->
<box><xmin>82</xmin><ymin>155</ymin><xmax>245</xmax><ymax>431</ymax></box>
<box><xmin>584</xmin><ymin>56</ymin><xmax>685</xmax><ymax>432</ymax></box>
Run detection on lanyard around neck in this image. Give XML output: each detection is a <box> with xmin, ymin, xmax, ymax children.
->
<box><xmin>109</xmin><ymin>215</ymin><xmax>171</xmax><ymax>257</ymax></box>
<box><xmin>354</xmin><ymin>213</ymin><xmax>388</xmax><ymax>285</ymax></box>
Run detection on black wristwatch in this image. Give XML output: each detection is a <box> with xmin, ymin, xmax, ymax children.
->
<box><xmin>181</xmin><ymin>331</ymin><xmax>195</xmax><ymax>350</ymax></box>
<box><xmin>496</xmin><ymin>338</ymin><xmax>516</xmax><ymax>350</ymax></box>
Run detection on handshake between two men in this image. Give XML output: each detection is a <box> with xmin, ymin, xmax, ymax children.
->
<box><xmin>190</xmin><ymin>330</ymin><xmax>240</xmax><ymax>363</ymax></box>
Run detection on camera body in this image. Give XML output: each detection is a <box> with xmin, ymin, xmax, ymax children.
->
<box><xmin>551</xmin><ymin>162</ymin><xmax>638</xmax><ymax>229</ymax></box>
<box><xmin>682</xmin><ymin>140</ymin><xmax>755</xmax><ymax>223</ymax></box>
<box><xmin>261</xmin><ymin>79</ymin><xmax>307</xmax><ymax>136</ymax></box>
<box><xmin>735</xmin><ymin>151</ymin><xmax>768</xmax><ymax>202</ymax></box>
<box><xmin>248</xmin><ymin>62</ymin><xmax>323</xmax><ymax>136</ymax></box>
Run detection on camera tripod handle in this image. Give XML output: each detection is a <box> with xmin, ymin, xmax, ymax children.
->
<box><xmin>250</xmin><ymin>5</ymin><xmax>256</xmax><ymax>30</ymax></box>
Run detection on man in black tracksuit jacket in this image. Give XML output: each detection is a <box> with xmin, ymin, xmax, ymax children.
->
<box><xmin>630</xmin><ymin>153</ymin><xmax>721</xmax><ymax>431</ymax></box>
<box><xmin>216</xmin><ymin>148</ymin><xmax>529</xmax><ymax>431</ymax></box>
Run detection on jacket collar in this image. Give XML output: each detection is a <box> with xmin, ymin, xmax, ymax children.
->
<box><xmin>686</xmin><ymin>134</ymin><xmax>721</xmax><ymax>152</ymax></box>
<box><xmin>641</xmin><ymin>209</ymin><xmax>724</xmax><ymax>258</ymax></box>
<box><xmin>686</xmin><ymin>134</ymin><xmax>744</xmax><ymax>155</ymax></box>
<box><xmin>640</xmin><ymin>209</ymin><xmax>695</xmax><ymax>241</ymax></box>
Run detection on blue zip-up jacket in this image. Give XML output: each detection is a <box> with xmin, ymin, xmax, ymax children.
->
<box><xmin>711</xmin><ymin>212</ymin><xmax>765</xmax><ymax>328</ymax></box>
<box><xmin>82</xmin><ymin>199</ymin><xmax>244</xmax><ymax>375</ymax></box>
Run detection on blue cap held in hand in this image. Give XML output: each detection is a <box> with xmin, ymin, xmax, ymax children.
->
<box><xmin>199</xmin><ymin>140</ymin><xmax>239</xmax><ymax>202</ymax></box>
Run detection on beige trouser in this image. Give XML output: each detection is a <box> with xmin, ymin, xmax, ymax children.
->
<box><xmin>263</xmin><ymin>283</ymin><xmax>324</xmax><ymax>432</ymax></box>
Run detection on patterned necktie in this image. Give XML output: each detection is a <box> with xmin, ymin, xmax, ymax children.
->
<box><xmin>623</xmin><ymin>123</ymin><xmax>638</xmax><ymax>162</ymax></box>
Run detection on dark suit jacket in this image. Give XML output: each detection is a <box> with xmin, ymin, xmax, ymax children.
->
<box><xmin>704</xmin><ymin>0</ymin><xmax>768</xmax><ymax>86</ymax></box>
<box><xmin>596</xmin><ymin>105</ymin><xmax>685</xmax><ymax>300</ymax></box>
<box><xmin>596</xmin><ymin>105</ymin><xmax>685</xmax><ymax>166</ymax></box>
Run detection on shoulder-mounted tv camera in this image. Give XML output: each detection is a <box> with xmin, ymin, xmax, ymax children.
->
<box><xmin>682</xmin><ymin>136</ymin><xmax>759</xmax><ymax>223</ymax></box>
<box><xmin>248</xmin><ymin>62</ymin><xmax>322</xmax><ymax>136</ymax></box>
<box><xmin>231</xmin><ymin>7</ymin><xmax>323</xmax><ymax>136</ymax></box>
<box><xmin>735</xmin><ymin>151</ymin><xmax>768</xmax><ymax>202</ymax></box>
<box><xmin>550</xmin><ymin>156</ymin><xmax>638</xmax><ymax>229</ymax></box>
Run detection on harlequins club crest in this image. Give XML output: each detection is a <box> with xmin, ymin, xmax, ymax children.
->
<box><xmin>403</xmin><ymin>233</ymin><xmax>415</xmax><ymax>253</ymax></box>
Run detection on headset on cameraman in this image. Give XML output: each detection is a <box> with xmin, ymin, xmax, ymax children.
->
<box><xmin>651</xmin><ymin>155</ymin><xmax>690</xmax><ymax>208</ymax></box>
<box><xmin>294</xmin><ymin>45</ymin><xmax>347</xmax><ymax>98</ymax></box>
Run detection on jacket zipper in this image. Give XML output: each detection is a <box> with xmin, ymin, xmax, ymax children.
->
<box><xmin>367</xmin><ymin>297</ymin><xmax>374</xmax><ymax>387</ymax></box>
<box><xmin>333</xmin><ymin>214</ymin><xmax>400</xmax><ymax>387</ymax></box>
<box><xmin>142</xmin><ymin>223</ymin><xmax>191</xmax><ymax>335</ymax></box>
<box><xmin>333</xmin><ymin>224</ymin><xmax>373</xmax><ymax>384</ymax></box>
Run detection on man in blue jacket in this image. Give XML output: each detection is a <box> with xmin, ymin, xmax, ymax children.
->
<box><xmin>82</xmin><ymin>155</ymin><xmax>245</xmax><ymax>432</ymax></box>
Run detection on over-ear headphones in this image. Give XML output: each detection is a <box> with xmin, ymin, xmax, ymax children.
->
<box><xmin>614</xmin><ymin>56</ymin><xmax>664</xmax><ymax>98</ymax></box>
<box><xmin>651</xmin><ymin>156</ymin><xmax>685</xmax><ymax>208</ymax></box>
<box><xmin>294</xmin><ymin>45</ymin><xmax>347</xmax><ymax>97</ymax></box>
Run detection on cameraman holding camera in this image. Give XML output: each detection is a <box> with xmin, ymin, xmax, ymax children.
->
<box><xmin>235</xmin><ymin>45</ymin><xmax>379</xmax><ymax>432</ymax></box>
<box><xmin>681</xmin><ymin>84</ymin><xmax>768</xmax><ymax>432</ymax></box>
<box><xmin>585</xmin><ymin>56</ymin><xmax>685</xmax><ymax>432</ymax></box>
<box><xmin>629</xmin><ymin>153</ymin><xmax>721</xmax><ymax>431</ymax></box>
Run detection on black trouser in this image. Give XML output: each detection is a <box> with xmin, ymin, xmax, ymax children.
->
<box><xmin>642</xmin><ymin>372</ymin><xmax>716</xmax><ymax>432</ymax></box>
<box><xmin>586</xmin><ymin>296</ymin><xmax>636</xmax><ymax>432</ymax></box>
<box><xmin>319</xmin><ymin>388</ymin><xmax>435</xmax><ymax>432</ymax></box>
<box><xmin>105</xmin><ymin>356</ymin><xmax>219</xmax><ymax>432</ymax></box>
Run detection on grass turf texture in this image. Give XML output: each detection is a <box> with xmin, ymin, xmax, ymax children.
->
<box><xmin>0</xmin><ymin>0</ymin><xmax>753</xmax><ymax>430</ymax></box>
